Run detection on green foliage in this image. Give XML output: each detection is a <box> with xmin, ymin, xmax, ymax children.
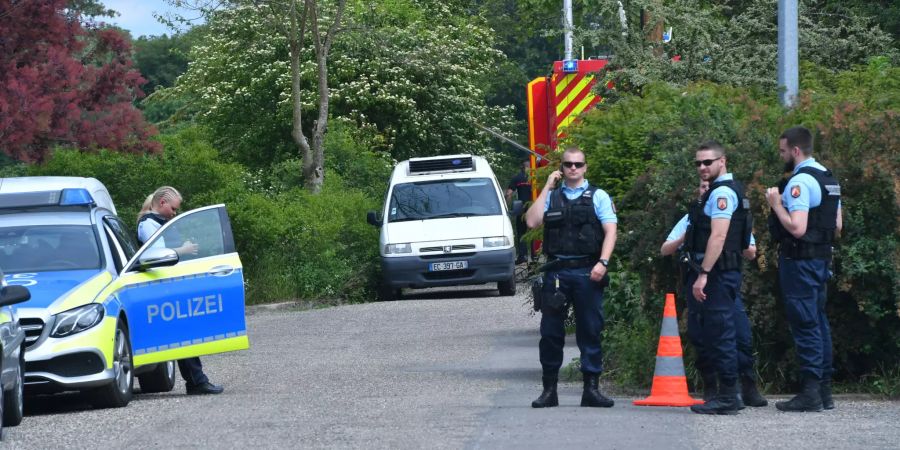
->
<box><xmin>24</xmin><ymin>126</ymin><xmax>382</xmax><ymax>303</ymax></box>
<box><xmin>576</xmin><ymin>60</ymin><xmax>900</xmax><ymax>389</ymax></box>
<box><xmin>601</xmin><ymin>270</ymin><xmax>658</xmax><ymax>389</ymax></box>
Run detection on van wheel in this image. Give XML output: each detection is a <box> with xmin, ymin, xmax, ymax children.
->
<box><xmin>2</xmin><ymin>349</ymin><xmax>24</xmax><ymax>426</ymax></box>
<box><xmin>498</xmin><ymin>275</ymin><xmax>516</xmax><ymax>296</ymax></box>
<box><xmin>377</xmin><ymin>284</ymin><xmax>400</xmax><ymax>302</ymax></box>
<box><xmin>138</xmin><ymin>360</ymin><xmax>176</xmax><ymax>393</ymax></box>
<box><xmin>92</xmin><ymin>320</ymin><xmax>133</xmax><ymax>408</ymax></box>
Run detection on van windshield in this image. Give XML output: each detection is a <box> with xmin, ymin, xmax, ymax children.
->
<box><xmin>388</xmin><ymin>178</ymin><xmax>502</xmax><ymax>222</ymax></box>
<box><xmin>0</xmin><ymin>225</ymin><xmax>102</xmax><ymax>272</ymax></box>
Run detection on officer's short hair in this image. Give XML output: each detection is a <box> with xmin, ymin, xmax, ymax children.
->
<box><xmin>696</xmin><ymin>140</ymin><xmax>725</xmax><ymax>158</ymax></box>
<box><xmin>780</xmin><ymin>126</ymin><xmax>813</xmax><ymax>155</ymax></box>
<box><xmin>562</xmin><ymin>145</ymin><xmax>585</xmax><ymax>162</ymax></box>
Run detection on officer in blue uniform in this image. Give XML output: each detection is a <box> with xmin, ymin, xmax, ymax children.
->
<box><xmin>506</xmin><ymin>159</ymin><xmax>534</xmax><ymax>264</ymax></box>
<box><xmin>679</xmin><ymin>141</ymin><xmax>750</xmax><ymax>415</ymax></box>
<box><xmin>766</xmin><ymin>126</ymin><xmax>842</xmax><ymax>412</ymax></box>
<box><xmin>524</xmin><ymin>146</ymin><xmax>617</xmax><ymax>408</ymax></box>
<box><xmin>661</xmin><ymin>179</ymin><xmax>767</xmax><ymax>408</ymax></box>
<box><xmin>137</xmin><ymin>186</ymin><xmax>225</xmax><ymax>396</ymax></box>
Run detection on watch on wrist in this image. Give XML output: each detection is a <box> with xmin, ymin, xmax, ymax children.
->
<box><xmin>599</xmin><ymin>258</ymin><xmax>609</xmax><ymax>267</ymax></box>
<box><xmin>700</xmin><ymin>267</ymin><xmax>710</xmax><ymax>275</ymax></box>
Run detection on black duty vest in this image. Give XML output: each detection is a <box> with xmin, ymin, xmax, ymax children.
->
<box><xmin>768</xmin><ymin>166</ymin><xmax>840</xmax><ymax>259</ymax></box>
<box><xmin>137</xmin><ymin>213</ymin><xmax>179</xmax><ymax>246</ymax></box>
<box><xmin>542</xmin><ymin>185</ymin><xmax>606</xmax><ymax>258</ymax></box>
<box><xmin>684</xmin><ymin>178</ymin><xmax>752</xmax><ymax>271</ymax></box>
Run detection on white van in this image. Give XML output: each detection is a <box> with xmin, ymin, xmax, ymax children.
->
<box><xmin>367</xmin><ymin>155</ymin><xmax>518</xmax><ymax>300</ymax></box>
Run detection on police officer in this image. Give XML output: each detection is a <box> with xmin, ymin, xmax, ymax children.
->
<box><xmin>661</xmin><ymin>179</ymin><xmax>767</xmax><ymax>408</ymax></box>
<box><xmin>137</xmin><ymin>186</ymin><xmax>225</xmax><ymax>396</ymax></box>
<box><xmin>679</xmin><ymin>141</ymin><xmax>749</xmax><ymax>415</ymax></box>
<box><xmin>524</xmin><ymin>146</ymin><xmax>617</xmax><ymax>408</ymax></box>
<box><xmin>766</xmin><ymin>126</ymin><xmax>842</xmax><ymax>412</ymax></box>
<box><xmin>506</xmin><ymin>159</ymin><xmax>534</xmax><ymax>264</ymax></box>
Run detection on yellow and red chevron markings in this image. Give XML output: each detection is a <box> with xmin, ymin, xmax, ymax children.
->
<box><xmin>553</xmin><ymin>71</ymin><xmax>602</xmax><ymax>136</ymax></box>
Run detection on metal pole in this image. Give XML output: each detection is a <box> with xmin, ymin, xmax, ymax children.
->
<box><xmin>777</xmin><ymin>0</ymin><xmax>798</xmax><ymax>107</ymax></box>
<box><xmin>564</xmin><ymin>0</ymin><xmax>574</xmax><ymax>61</ymax></box>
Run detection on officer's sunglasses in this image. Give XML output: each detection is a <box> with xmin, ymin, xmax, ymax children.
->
<box><xmin>562</xmin><ymin>161</ymin><xmax>586</xmax><ymax>168</ymax></box>
<box><xmin>694</xmin><ymin>156</ymin><xmax>723</xmax><ymax>167</ymax></box>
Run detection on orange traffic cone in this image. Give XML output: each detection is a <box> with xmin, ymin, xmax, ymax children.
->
<box><xmin>633</xmin><ymin>293</ymin><xmax>703</xmax><ymax>407</ymax></box>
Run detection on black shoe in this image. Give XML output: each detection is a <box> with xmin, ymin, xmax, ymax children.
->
<box><xmin>691</xmin><ymin>380</ymin><xmax>740</xmax><ymax>415</ymax></box>
<box><xmin>740</xmin><ymin>375</ymin><xmax>769</xmax><ymax>407</ymax></box>
<box><xmin>776</xmin><ymin>376</ymin><xmax>823</xmax><ymax>412</ymax></box>
<box><xmin>580</xmin><ymin>374</ymin><xmax>614</xmax><ymax>407</ymax></box>
<box><xmin>186</xmin><ymin>382</ymin><xmax>224</xmax><ymax>395</ymax></box>
<box><xmin>820</xmin><ymin>379</ymin><xmax>834</xmax><ymax>410</ymax></box>
<box><xmin>532</xmin><ymin>377</ymin><xmax>559</xmax><ymax>408</ymax></box>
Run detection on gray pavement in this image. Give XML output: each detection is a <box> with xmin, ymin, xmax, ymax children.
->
<box><xmin>5</xmin><ymin>285</ymin><xmax>899</xmax><ymax>448</ymax></box>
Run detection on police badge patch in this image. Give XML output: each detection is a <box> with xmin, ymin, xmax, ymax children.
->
<box><xmin>717</xmin><ymin>197</ymin><xmax>727</xmax><ymax>210</ymax></box>
<box><xmin>790</xmin><ymin>185</ymin><xmax>801</xmax><ymax>198</ymax></box>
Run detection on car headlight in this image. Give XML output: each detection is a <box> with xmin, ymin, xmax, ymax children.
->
<box><xmin>483</xmin><ymin>236</ymin><xmax>510</xmax><ymax>248</ymax></box>
<box><xmin>50</xmin><ymin>303</ymin><xmax>105</xmax><ymax>338</ymax></box>
<box><xmin>384</xmin><ymin>243</ymin><xmax>412</xmax><ymax>254</ymax></box>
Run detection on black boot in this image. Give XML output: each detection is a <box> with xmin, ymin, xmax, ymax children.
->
<box><xmin>701</xmin><ymin>372</ymin><xmax>718</xmax><ymax>402</ymax></box>
<box><xmin>820</xmin><ymin>378</ymin><xmax>834</xmax><ymax>410</ymax></box>
<box><xmin>691</xmin><ymin>379</ymin><xmax>740</xmax><ymax>415</ymax></box>
<box><xmin>740</xmin><ymin>374</ymin><xmax>768</xmax><ymax>407</ymax></box>
<box><xmin>776</xmin><ymin>376</ymin><xmax>823</xmax><ymax>412</ymax></box>
<box><xmin>531</xmin><ymin>377</ymin><xmax>559</xmax><ymax>408</ymax></box>
<box><xmin>580</xmin><ymin>373</ymin><xmax>614</xmax><ymax>407</ymax></box>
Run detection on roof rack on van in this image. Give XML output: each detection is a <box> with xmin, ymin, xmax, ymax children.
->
<box><xmin>408</xmin><ymin>155</ymin><xmax>475</xmax><ymax>175</ymax></box>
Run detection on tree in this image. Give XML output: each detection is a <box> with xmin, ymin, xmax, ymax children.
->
<box><xmin>0</xmin><ymin>0</ymin><xmax>160</xmax><ymax>161</ymax></box>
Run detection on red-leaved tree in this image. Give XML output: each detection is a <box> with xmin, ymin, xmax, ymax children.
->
<box><xmin>0</xmin><ymin>0</ymin><xmax>160</xmax><ymax>162</ymax></box>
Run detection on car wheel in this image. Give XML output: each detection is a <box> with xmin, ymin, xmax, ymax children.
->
<box><xmin>91</xmin><ymin>320</ymin><xmax>133</xmax><ymax>408</ymax></box>
<box><xmin>2</xmin><ymin>350</ymin><xmax>24</xmax><ymax>426</ymax></box>
<box><xmin>498</xmin><ymin>275</ymin><xmax>516</xmax><ymax>296</ymax></box>
<box><xmin>138</xmin><ymin>360</ymin><xmax>176</xmax><ymax>393</ymax></box>
<box><xmin>376</xmin><ymin>283</ymin><xmax>396</xmax><ymax>302</ymax></box>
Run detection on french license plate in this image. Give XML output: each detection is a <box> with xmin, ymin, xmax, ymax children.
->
<box><xmin>429</xmin><ymin>261</ymin><xmax>468</xmax><ymax>271</ymax></box>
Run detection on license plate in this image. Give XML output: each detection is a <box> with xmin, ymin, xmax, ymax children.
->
<box><xmin>429</xmin><ymin>261</ymin><xmax>468</xmax><ymax>271</ymax></box>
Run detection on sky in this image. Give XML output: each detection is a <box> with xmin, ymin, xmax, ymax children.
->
<box><xmin>101</xmin><ymin>0</ymin><xmax>203</xmax><ymax>38</ymax></box>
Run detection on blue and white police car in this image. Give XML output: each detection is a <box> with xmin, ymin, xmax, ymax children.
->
<box><xmin>0</xmin><ymin>177</ymin><xmax>248</xmax><ymax>408</ymax></box>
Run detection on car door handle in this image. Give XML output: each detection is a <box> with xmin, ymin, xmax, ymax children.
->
<box><xmin>208</xmin><ymin>265</ymin><xmax>235</xmax><ymax>277</ymax></box>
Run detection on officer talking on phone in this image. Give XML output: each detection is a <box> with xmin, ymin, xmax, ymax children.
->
<box><xmin>524</xmin><ymin>145</ymin><xmax>617</xmax><ymax>408</ymax></box>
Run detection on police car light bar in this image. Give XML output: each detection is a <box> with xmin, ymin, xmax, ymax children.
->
<box><xmin>0</xmin><ymin>189</ymin><xmax>94</xmax><ymax>210</ymax></box>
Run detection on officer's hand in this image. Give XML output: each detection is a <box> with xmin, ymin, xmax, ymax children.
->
<box><xmin>590</xmin><ymin>262</ymin><xmax>607</xmax><ymax>282</ymax></box>
<box><xmin>546</xmin><ymin>170</ymin><xmax>562</xmax><ymax>189</ymax></box>
<box><xmin>181</xmin><ymin>240</ymin><xmax>199</xmax><ymax>255</ymax></box>
<box><xmin>765</xmin><ymin>187</ymin><xmax>781</xmax><ymax>208</ymax></box>
<box><xmin>692</xmin><ymin>275</ymin><xmax>707</xmax><ymax>302</ymax></box>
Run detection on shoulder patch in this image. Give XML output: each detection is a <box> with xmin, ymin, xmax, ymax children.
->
<box><xmin>717</xmin><ymin>197</ymin><xmax>728</xmax><ymax>211</ymax></box>
<box><xmin>790</xmin><ymin>185</ymin><xmax>801</xmax><ymax>198</ymax></box>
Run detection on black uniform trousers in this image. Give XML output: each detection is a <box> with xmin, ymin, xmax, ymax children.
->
<box><xmin>539</xmin><ymin>266</ymin><xmax>605</xmax><ymax>377</ymax></box>
<box><xmin>178</xmin><ymin>357</ymin><xmax>209</xmax><ymax>387</ymax></box>
<box><xmin>685</xmin><ymin>269</ymin><xmax>741</xmax><ymax>384</ymax></box>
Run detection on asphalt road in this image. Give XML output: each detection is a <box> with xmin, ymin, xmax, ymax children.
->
<box><xmin>5</xmin><ymin>285</ymin><xmax>899</xmax><ymax>448</ymax></box>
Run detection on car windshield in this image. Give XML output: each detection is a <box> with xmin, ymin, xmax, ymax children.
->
<box><xmin>0</xmin><ymin>225</ymin><xmax>102</xmax><ymax>272</ymax></box>
<box><xmin>387</xmin><ymin>178</ymin><xmax>502</xmax><ymax>222</ymax></box>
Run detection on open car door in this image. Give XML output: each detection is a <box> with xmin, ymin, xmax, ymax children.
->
<box><xmin>118</xmin><ymin>205</ymin><xmax>248</xmax><ymax>367</ymax></box>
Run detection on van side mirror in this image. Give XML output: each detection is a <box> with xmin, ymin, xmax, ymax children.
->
<box><xmin>366</xmin><ymin>211</ymin><xmax>383</xmax><ymax>227</ymax></box>
<box><xmin>0</xmin><ymin>285</ymin><xmax>31</xmax><ymax>307</ymax></box>
<box><xmin>511</xmin><ymin>200</ymin><xmax>524</xmax><ymax>216</ymax></box>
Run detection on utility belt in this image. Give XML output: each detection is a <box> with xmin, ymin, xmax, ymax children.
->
<box><xmin>531</xmin><ymin>257</ymin><xmax>607</xmax><ymax>313</ymax></box>
<box><xmin>680</xmin><ymin>250</ymin><xmax>743</xmax><ymax>273</ymax></box>
<box><xmin>540</xmin><ymin>256</ymin><xmax>596</xmax><ymax>271</ymax></box>
<box><xmin>778</xmin><ymin>240</ymin><xmax>833</xmax><ymax>260</ymax></box>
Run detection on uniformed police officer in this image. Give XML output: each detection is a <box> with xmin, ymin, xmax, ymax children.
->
<box><xmin>678</xmin><ymin>141</ymin><xmax>750</xmax><ymax>415</ymax></box>
<box><xmin>766</xmin><ymin>127</ymin><xmax>842</xmax><ymax>412</ymax></box>
<box><xmin>137</xmin><ymin>186</ymin><xmax>225</xmax><ymax>396</ymax></box>
<box><xmin>506</xmin><ymin>159</ymin><xmax>534</xmax><ymax>264</ymax></box>
<box><xmin>524</xmin><ymin>146</ymin><xmax>617</xmax><ymax>408</ymax></box>
<box><xmin>661</xmin><ymin>179</ymin><xmax>767</xmax><ymax>408</ymax></box>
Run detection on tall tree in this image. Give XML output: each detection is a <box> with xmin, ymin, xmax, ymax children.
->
<box><xmin>0</xmin><ymin>0</ymin><xmax>160</xmax><ymax>161</ymax></box>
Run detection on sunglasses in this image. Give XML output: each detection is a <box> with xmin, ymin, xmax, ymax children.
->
<box><xmin>562</xmin><ymin>161</ymin><xmax>586</xmax><ymax>168</ymax></box>
<box><xmin>694</xmin><ymin>156</ymin><xmax>723</xmax><ymax>167</ymax></box>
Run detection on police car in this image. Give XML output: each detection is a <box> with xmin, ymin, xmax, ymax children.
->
<box><xmin>0</xmin><ymin>177</ymin><xmax>248</xmax><ymax>408</ymax></box>
<box><xmin>0</xmin><ymin>269</ymin><xmax>30</xmax><ymax>437</ymax></box>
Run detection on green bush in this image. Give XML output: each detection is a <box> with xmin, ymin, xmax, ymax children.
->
<box><xmin>571</xmin><ymin>60</ymin><xmax>900</xmax><ymax>390</ymax></box>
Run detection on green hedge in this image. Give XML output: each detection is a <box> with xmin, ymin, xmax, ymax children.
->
<box><xmin>570</xmin><ymin>59</ymin><xmax>900</xmax><ymax>391</ymax></box>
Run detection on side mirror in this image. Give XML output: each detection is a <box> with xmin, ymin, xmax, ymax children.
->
<box><xmin>511</xmin><ymin>200</ymin><xmax>524</xmax><ymax>216</ymax></box>
<box><xmin>136</xmin><ymin>247</ymin><xmax>179</xmax><ymax>271</ymax></box>
<box><xmin>0</xmin><ymin>285</ymin><xmax>31</xmax><ymax>307</ymax></box>
<box><xmin>366</xmin><ymin>211</ymin><xmax>383</xmax><ymax>227</ymax></box>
